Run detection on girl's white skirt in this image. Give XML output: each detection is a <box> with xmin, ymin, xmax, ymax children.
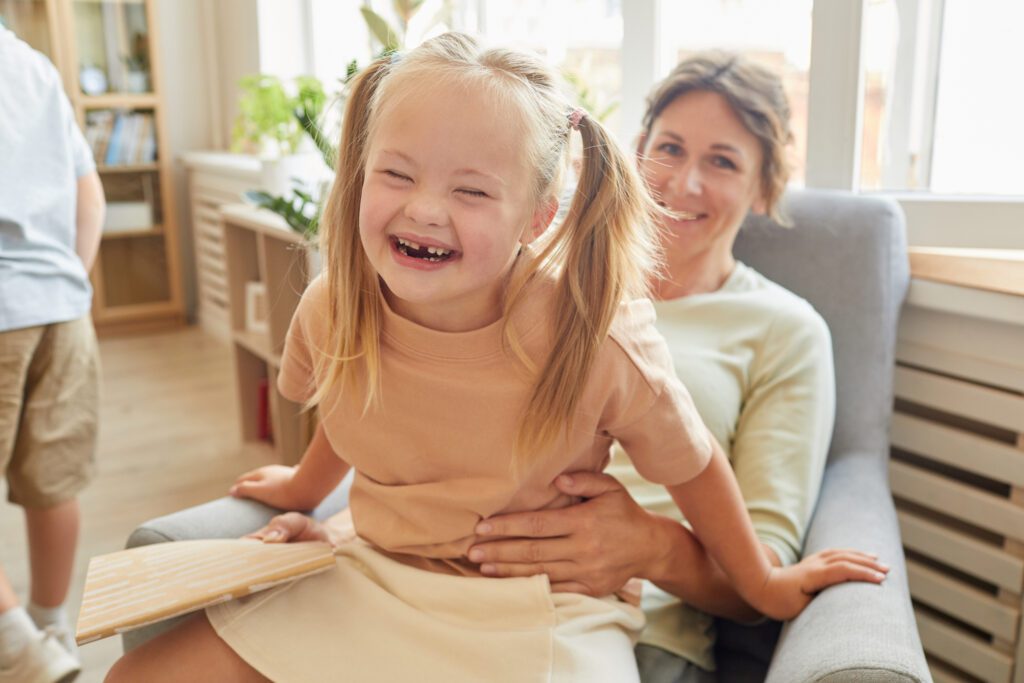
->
<box><xmin>206</xmin><ymin>539</ymin><xmax>645</xmax><ymax>682</ymax></box>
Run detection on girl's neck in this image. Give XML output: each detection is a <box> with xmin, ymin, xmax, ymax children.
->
<box><xmin>384</xmin><ymin>287</ymin><xmax>504</xmax><ymax>333</ymax></box>
<box><xmin>653</xmin><ymin>249</ymin><xmax>736</xmax><ymax>301</ymax></box>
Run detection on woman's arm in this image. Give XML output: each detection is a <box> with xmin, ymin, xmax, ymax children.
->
<box><xmin>231</xmin><ymin>422</ymin><xmax>351</xmax><ymax>510</ymax></box>
<box><xmin>470</xmin><ymin>470</ymin><xmax>775</xmax><ymax>621</ymax></box>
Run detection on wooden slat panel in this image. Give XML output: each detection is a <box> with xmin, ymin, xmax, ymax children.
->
<box><xmin>907</xmin><ymin>559</ymin><xmax>1019</xmax><ymax>641</ymax></box>
<box><xmin>195</xmin><ymin>205</ymin><xmax>225</xmax><ymax>227</ymax></box>
<box><xmin>196</xmin><ymin>234</ymin><xmax>226</xmax><ymax>262</ymax></box>
<box><xmin>898</xmin><ymin>340</ymin><xmax>1024</xmax><ymax>395</ymax></box>
<box><xmin>198</xmin><ymin>270</ymin><xmax>227</xmax><ymax>300</ymax></box>
<box><xmin>899</xmin><ymin>510</ymin><xmax>1024</xmax><ymax>592</ymax></box>
<box><xmin>895</xmin><ymin>366</ymin><xmax>1024</xmax><ymax>433</ymax></box>
<box><xmin>915</xmin><ymin>608</ymin><xmax>1014</xmax><ymax>682</ymax></box>
<box><xmin>890</xmin><ymin>461</ymin><xmax>1024</xmax><ymax>542</ymax></box>
<box><xmin>892</xmin><ymin>413</ymin><xmax>1024</xmax><ymax>486</ymax></box>
<box><xmin>927</xmin><ymin>657</ymin><xmax>973</xmax><ymax>683</ymax></box>
<box><xmin>191</xmin><ymin>172</ymin><xmax>255</xmax><ymax>200</ymax></box>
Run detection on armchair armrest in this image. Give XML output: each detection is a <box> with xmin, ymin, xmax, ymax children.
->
<box><xmin>120</xmin><ymin>473</ymin><xmax>352</xmax><ymax>652</ymax></box>
<box><xmin>765</xmin><ymin>455</ymin><xmax>931</xmax><ymax>683</ymax></box>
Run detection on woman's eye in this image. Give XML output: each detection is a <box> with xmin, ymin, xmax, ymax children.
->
<box><xmin>457</xmin><ymin>188</ymin><xmax>488</xmax><ymax>198</ymax></box>
<box><xmin>657</xmin><ymin>143</ymin><xmax>683</xmax><ymax>157</ymax></box>
<box><xmin>711</xmin><ymin>156</ymin><xmax>737</xmax><ymax>170</ymax></box>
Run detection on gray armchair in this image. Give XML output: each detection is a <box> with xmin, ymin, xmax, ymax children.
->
<box><xmin>121</xmin><ymin>188</ymin><xmax>930</xmax><ymax>682</ymax></box>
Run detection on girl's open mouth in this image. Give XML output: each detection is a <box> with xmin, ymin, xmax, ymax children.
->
<box><xmin>391</xmin><ymin>236</ymin><xmax>458</xmax><ymax>263</ymax></box>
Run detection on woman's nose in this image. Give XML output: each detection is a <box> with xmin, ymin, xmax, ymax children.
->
<box><xmin>667</xmin><ymin>161</ymin><xmax>702</xmax><ymax>197</ymax></box>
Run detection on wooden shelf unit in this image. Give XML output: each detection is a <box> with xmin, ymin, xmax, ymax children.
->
<box><xmin>1</xmin><ymin>0</ymin><xmax>185</xmax><ymax>335</ymax></box>
<box><xmin>221</xmin><ymin>204</ymin><xmax>315</xmax><ymax>464</ymax></box>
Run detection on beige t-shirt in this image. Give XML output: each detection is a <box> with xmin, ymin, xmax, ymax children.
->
<box><xmin>607</xmin><ymin>261</ymin><xmax>835</xmax><ymax>671</ymax></box>
<box><xmin>278</xmin><ymin>273</ymin><xmax>712</xmax><ymax>576</ymax></box>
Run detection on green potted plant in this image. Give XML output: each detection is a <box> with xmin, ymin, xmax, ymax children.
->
<box><xmin>232</xmin><ymin>74</ymin><xmax>330</xmax><ymax>195</ymax></box>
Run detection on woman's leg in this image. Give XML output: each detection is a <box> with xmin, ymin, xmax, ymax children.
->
<box><xmin>105</xmin><ymin>612</ymin><xmax>270</xmax><ymax>683</ymax></box>
<box><xmin>636</xmin><ymin>644</ymin><xmax>715</xmax><ymax>683</ymax></box>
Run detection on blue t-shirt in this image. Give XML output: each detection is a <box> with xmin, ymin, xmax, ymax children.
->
<box><xmin>0</xmin><ymin>26</ymin><xmax>96</xmax><ymax>332</ymax></box>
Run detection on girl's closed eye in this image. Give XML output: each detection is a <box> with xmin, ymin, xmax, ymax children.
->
<box><xmin>456</xmin><ymin>187</ymin><xmax>489</xmax><ymax>198</ymax></box>
<box><xmin>384</xmin><ymin>169</ymin><xmax>413</xmax><ymax>182</ymax></box>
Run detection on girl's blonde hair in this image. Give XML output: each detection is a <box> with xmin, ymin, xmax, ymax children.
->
<box><xmin>312</xmin><ymin>32</ymin><xmax>661</xmax><ymax>465</ymax></box>
<box><xmin>642</xmin><ymin>51</ymin><xmax>793</xmax><ymax>223</ymax></box>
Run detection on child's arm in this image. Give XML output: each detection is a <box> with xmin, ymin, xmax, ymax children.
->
<box><xmin>666</xmin><ymin>439</ymin><xmax>883</xmax><ymax>621</ymax></box>
<box><xmin>231</xmin><ymin>423</ymin><xmax>350</xmax><ymax>511</ymax></box>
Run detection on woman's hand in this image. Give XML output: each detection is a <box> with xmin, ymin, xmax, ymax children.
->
<box><xmin>246</xmin><ymin>512</ymin><xmax>338</xmax><ymax>547</ymax></box>
<box><xmin>229</xmin><ymin>465</ymin><xmax>307</xmax><ymax>510</ymax></box>
<box><xmin>468</xmin><ymin>472</ymin><xmax>667</xmax><ymax>596</ymax></box>
<box><xmin>754</xmin><ymin>549</ymin><xmax>890</xmax><ymax>621</ymax></box>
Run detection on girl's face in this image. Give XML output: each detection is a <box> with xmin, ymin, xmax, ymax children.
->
<box><xmin>638</xmin><ymin>90</ymin><xmax>766</xmax><ymax>264</ymax></box>
<box><xmin>360</xmin><ymin>84</ymin><xmax>552</xmax><ymax>332</ymax></box>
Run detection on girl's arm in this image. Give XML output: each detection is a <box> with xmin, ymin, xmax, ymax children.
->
<box><xmin>665</xmin><ymin>438</ymin><xmax>883</xmax><ymax>621</ymax></box>
<box><xmin>231</xmin><ymin>422</ymin><xmax>351</xmax><ymax>511</ymax></box>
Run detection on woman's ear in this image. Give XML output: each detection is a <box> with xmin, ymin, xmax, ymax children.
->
<box><xmin>522</xmin><ymin>197</ymin><xmax>559</xmax><ymax>245</ymax></box>
<box><xmin>751</xmin><ymin>192</ymin><xmax>768</xmax><ymax>216</ymax></box>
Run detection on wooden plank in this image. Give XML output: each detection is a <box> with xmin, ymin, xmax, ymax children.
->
<box><xmin>895</xmin><ymin>366</ymin><xmax>1024</xmax><ymax>433</ymax></box>
<box><xmin>891</xmin><ymin>413</ymin><xmax>1024</xmax><ymax>487</ymax></box>
<box><xmin>890</xmin><ymin>461</ymin><xmax>1024</xmax><ymax>542</ymax></box>
<box><xmin>898</xmin><ymin>510</ymin><xmax>1024</xmax><ymax>592</ymax></box>
<box><xmin>898</xmin><ymin>341</ymin><xmax>1024</xmax><ymax>395</ymax></box>
<box><xmin>909</xmin><ymin>247</ymin><xmax>1024</xmax><ymax>298</ymax></box>
<box><xmin>927</xmin><ymin>657</ymin><xmax>973</xmax><ymax>683</ymax></box>
<box><xmin>906</xmin><ymin>559</ymin><xmax>1019</xmax><ymax>641</ymax></box>
<box><xmin>915</xmin><ymin>608</ymin><xmax>1014</xmax><ymax>682</ymax></box>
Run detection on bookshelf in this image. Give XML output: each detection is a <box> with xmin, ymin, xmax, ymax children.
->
<box><xmin>221</xmin><ymin>204</ymin><xmax>316</xmax><ymax>464</ymax></box>
<box><xmin>0</xmin><ymin>0</ymin><xmax>184</xmax><ymax>334</ymax></box>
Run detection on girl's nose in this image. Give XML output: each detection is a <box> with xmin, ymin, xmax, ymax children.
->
<box><xmin>404</xmin><ymin>191</ymin><xmax>447</xmax><ymax>227</ymax></box>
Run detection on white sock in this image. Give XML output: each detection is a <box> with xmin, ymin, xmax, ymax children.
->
<box><xmin>27</xmin><ymin>602</ymin><xmax>76</xmax><ymax>656</ymax></box>
<box><xmin>0</xmin><ymin>606</ymin><xmax>39</xmax><ymax>667</ymax></box>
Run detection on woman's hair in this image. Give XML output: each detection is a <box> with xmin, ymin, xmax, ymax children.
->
<box><xmin>641</xmin><ymin>51</ymin><xmax>793</xmax><ymax>223</ymax></box>
<box><xmin>311</xmin><ymin>32</ymin><xmax>662</xmax><ymax>466</ymax></box>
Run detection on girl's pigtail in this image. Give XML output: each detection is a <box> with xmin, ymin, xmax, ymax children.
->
<box><xmin>309</xmin><ymin>56</ymin><xmax>393</xmax><ymax>412</ymax></box>
<box><xmin>516</xmin><ymin>112</ymin><xmax>662</xmax><ymax>460</ymax></box>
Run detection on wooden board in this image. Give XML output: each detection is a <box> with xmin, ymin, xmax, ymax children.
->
<box><xmin>76</xmin><ymin>539</ymin><xmax>335</xmax><ymax>644</ymax></box>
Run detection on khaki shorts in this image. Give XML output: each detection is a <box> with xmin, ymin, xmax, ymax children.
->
<box><xmin>0</xmin><ymin>317</ymin><xmax>99</xmax><ymax>508</ymax></box>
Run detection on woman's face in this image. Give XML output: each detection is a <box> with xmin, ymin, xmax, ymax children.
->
<box><xmin>638</xmin><ymin>90</ymin><xmax>766</xmax><ymax>264</ymax></box>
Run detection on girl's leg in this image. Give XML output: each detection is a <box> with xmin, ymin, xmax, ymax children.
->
<box><xmin>105</xmin><ymin>612</ymin><xmax>270</xmax><ymax>683</ymax></box>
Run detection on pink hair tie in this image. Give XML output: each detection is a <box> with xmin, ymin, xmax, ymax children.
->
<box><xmin>567</xmin><ymin>108</ymin><xmax>587</xmax><ymax>131</ymax></box>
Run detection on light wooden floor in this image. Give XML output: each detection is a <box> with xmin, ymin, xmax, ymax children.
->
<box><xmin>0</xmin><ymin>327</ymin><xmax>277</xmax><ymax>682</ymax></box>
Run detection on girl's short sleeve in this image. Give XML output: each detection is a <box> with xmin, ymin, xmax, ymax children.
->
<box><xmin>277</xmin><ymin>276</ymin><xmax>326</xmax><ymax>404</ymax></box>
<box><xmin>602</xmin><ymin>300</ymin><xmax>713</xmax><ymax>486</ymax></box>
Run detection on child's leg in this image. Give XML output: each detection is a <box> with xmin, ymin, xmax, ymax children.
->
<box><xmin>106</xmin><ymin>613</ymin><xmax>271</xmax><ymax>683</ymax></box>
<box><xmin>0</xmin><ymin>567</ymin><xmax>17</xmax><ymax>613</ymax></box>
<box><xmin>25</xmin><ymin>498</ymin><xmax>79</xmax><ymax>609</ymax></box>
<box><xmin>24</xmin><ymin>497</ymin><xmax>79</xmax><ymax>654</ymax></box>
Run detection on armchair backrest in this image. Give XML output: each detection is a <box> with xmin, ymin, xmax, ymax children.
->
<box><xmin>732</xmin><ymin>188</ymin><xmax>909</xmax><ymax>463</ymax></box>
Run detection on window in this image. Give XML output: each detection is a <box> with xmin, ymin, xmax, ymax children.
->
<box><xmin>660</xmin><ymin>0</ymin><xmax>814</xmax><ymax>185</ymax></box>
<box><xmin>860</xmin><ymin>0</ymin><xmax>1024</xmax><ymax>196</ymax></box>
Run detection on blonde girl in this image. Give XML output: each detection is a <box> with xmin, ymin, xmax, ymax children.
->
<box><xmin>107</xmin><ymin>34</ymin><xmax>881</xmax><ymax>683</ymax></box>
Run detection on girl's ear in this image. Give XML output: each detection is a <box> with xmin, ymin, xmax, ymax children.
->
<box><xmin>522</xmin><ymin>197</ymin><xmax>559</xmax><ymax>245</ymax></box>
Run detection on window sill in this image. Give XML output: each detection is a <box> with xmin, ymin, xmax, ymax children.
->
<box><xmin>909</xmin><ymin>247</ymin><xmax>1024</xmax><ymax>298</ymax></box>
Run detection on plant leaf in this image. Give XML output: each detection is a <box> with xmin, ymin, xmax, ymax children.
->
<box><xmin>361</xmin><ymin>7</ymin><xmax>400</xmax><ymax>51</ymax></box>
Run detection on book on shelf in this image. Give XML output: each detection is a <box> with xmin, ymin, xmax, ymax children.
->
<box><xmin>75</xmin><ymin>539</ymin><xmax>336</xmax><ymax>645</ymax></box>
<box><xmin>84</xmin><ymin>110</ymin><xmax>157</xmax><ymax>167</ymax></box>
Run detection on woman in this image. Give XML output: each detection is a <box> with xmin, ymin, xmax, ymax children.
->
<box><xmin>467</xmin><ymin>52</ymin><xmax>842</xmax><ymax>682</ymax></box>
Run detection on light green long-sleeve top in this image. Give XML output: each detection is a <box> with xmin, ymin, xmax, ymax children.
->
<box><xmin>607</xmin><ymin>261</ymin><xmax>836</xmax><ymax>671</ymax></box>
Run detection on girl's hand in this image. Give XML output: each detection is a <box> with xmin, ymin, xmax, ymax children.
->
<box><xmin>468</xmin><ymin>472</ymin><xmax>666</xmax><ymax>596</ymax></box>
<box><xmin>756</xmin><ymin>549</ymin><xmax>890</xmax><ymax>621</ymax></box>
<box><xmin>229</xmin><ymin>465</ymin><xmax>305</xmax><ymax>510</ymax></box>
<box><xmin>246</xmin><ymin>512</ymin><xmax>338</xmax><ymax>547</ymax></box>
